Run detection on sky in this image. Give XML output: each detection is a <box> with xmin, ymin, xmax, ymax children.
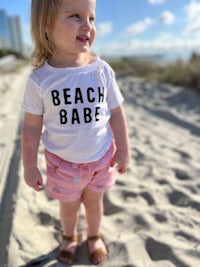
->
<box><xmin>1</xmin><ymin>0</ymin><xmax>200</xmax><ymax>61</ymax></box>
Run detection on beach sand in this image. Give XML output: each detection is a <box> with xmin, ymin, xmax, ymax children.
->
<box><xmin>0</xmin><ymin>67</ymin><xmax>200</xmax><ymax>267</ymax></box>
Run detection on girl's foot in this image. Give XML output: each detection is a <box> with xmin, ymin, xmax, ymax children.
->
<box><xmin>57</xmin><ymin>235</ymin><xmax>78</xmax><ymax>265</ymax></box>
<box><xmin>87</xmin><ymin>233</ymin><xmax>108</xmax><ymax>266</ymax></box>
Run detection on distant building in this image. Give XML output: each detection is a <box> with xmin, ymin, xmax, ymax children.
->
<box><xmin>8</xmin><ymin>16</ymin><xmax>24</xmax><ymax>54</ymax></box>
<box><xmin>0</xmin><ymin>9</ymin><xmax>24</xmax><ymax>55</ymax></box>
<box><xmin>0</xmin><ymin>10</ymin><xmax>11</xmax><ymax>49</ymax></box>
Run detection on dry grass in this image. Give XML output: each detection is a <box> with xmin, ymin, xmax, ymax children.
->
<box><xmin>108</xmin><ymin>53</ymin><xmax>200</xmax><ymax>92</ymax></box>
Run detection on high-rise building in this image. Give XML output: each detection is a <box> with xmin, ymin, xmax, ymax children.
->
<box><xmin>0</xmin><ymin>9</ymin><xmax>24</xmax><ymax>55</ymax></box>
<box><xmin>0</xmin><ymin>10</ymin><xmax>11</xmax><ymax>49</ymax></box>
<box><xmin>8</xmin><ymin>16</ymin><xmax>24</xmax><ymax>54</ymax></box>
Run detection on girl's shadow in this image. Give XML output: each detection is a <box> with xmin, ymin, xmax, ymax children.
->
<box><xmin>20</xmin><ymin>241</ymin><xmax>91</xmax><ymax>267</ymax></box>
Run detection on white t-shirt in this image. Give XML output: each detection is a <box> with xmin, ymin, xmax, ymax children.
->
<box><xmin>22</xmin><ymin>58</ymin><xmax>124</xmax><ymax>163</ymax></box>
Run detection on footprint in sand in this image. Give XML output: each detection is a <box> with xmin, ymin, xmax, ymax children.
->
<box><xmin>173</xmin><ymin>169</ymin><xmax>192</xmax><ymax>181</ymax></box>
<box><xmin>145</xmin><ymin>237</ymin><xmax>191</xmax><ymax>267</ymax></box>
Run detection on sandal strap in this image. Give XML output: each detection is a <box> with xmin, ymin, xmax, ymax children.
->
<box><xmin>63</xmin><ymin>235</ymin><xmax>78</xmax><ymax>242</ymax></box>
<box><xmin>87</xmin><ymin>233</ymin><xmax>102</xmax><ymax>241</ymax></box>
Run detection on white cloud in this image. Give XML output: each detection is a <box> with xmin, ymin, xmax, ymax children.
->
<box><xmin>160</xmin><ymin>10</ymin><xmax>175</xmax><ymax>25</ymax></box>
<box><xmin>184</xmin><ymin>0</ymin><xmax>200</xmax><ymax>34</ymax></box>
<box><xmin>96</xmin><ymin>21</ymin><xmax>113</xmax><ymax>37</ymax></box>
<box><xmin>94</xmin><ymin>33</ymin><xmax>200</xmax><ymax>57</ymax></box>
<box><xmin>94</xmin><ymin>1</ymin><xmax>200</xmax><ymax>58</ymax></box>
<box><xmin>148</xmin><ymin>0</ymin><xmax>165</xmax><ymax>5</ymax></box>
<box><xmin>125</xmin><ymin>17</ymin><xmax>153</xmax><ymax>36</ymax></box>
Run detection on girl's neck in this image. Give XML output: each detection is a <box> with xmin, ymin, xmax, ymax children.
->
<box><xmin>48</xmin><ymin>52</ymin><xmax>96</xmax><ymax>68</ymax></box>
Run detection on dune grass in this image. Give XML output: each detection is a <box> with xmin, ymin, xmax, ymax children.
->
<box><xmin>108</xmin><ymin>52</ymin><xmax>200</xmax><ymax>92</ymax></box>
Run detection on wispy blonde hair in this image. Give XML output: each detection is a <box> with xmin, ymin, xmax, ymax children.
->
<box><xmin>31</xmin><ymin>0</ymin><xmax>60</xmax><ymax>68</ymax></box>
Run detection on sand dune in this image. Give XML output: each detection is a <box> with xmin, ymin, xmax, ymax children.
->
<box><xmin>0</xmin><ymin>68</ymin><xmax>200</xmax><ymax>267</ymax></box>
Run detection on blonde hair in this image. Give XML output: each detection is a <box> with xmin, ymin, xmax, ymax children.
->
<box><xmin>31</xmin><ymin>0</ymin><xmax>60</xmax><ymax>68</ymax></box>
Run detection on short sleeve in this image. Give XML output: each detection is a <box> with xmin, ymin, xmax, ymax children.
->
<box><xmin>105</xmin><ymin>64</ymin><xmax>124</xmax><ymax>110</ymax></box>
<box><xmin>21</xmin><ymin>77</ymin><xmax>44</xmax><ymax>115</ymax></box>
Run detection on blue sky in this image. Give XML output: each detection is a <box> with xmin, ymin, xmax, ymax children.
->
<box><xmin>1</xmin><ymin>0</ymin><xmax>200</xmax><ymax>60</ymax></box>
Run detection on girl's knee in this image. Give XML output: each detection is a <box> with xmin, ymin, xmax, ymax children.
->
<box><xmin>82</xmin><ymin>189</ymin><xmax>104</xmax><ymax>209</ymax></box>
<box><xmin>59</xmin><ymin>198</ymin><xmax>81</xmax><ymax>213</ymax></box>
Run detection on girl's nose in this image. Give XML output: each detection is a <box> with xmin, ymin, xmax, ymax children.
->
<box><xmin>82</xmin><ymin>19</ymin><xmax>92</xmax><ymax>31</ymax></box>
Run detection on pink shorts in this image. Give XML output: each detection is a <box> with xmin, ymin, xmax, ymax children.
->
<box><xmin>45</xmin><ymin>143</ymin><xmax>115</xmax><ymax>202</ymax></box>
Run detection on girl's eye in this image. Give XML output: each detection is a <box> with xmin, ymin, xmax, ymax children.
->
<box><xmin>70</xmin><ymin>14</ymin><xmax>80</xmax><ymax>19</ymax></box>
<box><xmin>90</xmin><ymin>17</ymin><xmax>95</xmax><ymax>22</ymax></box>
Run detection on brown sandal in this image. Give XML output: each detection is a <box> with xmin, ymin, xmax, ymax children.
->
<box><xmin>87</xmin><ymin>233</ymin><xmax>108</xmax><ymax>266</ymax></box>
<box><xmin>57</xmin><ymin>235</ymin><xmax>78</xmax><ymax>265</ymax></box>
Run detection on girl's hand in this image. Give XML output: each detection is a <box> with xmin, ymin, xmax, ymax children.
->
<box><xmin>24</xmin><ymin>167</ymin><xmax>44</xmax><ymax>191</ymax></box>
<box><xmin>111</xmin><ymin>150</ymin><xmax>130</xmax><ymax>174</ymax></box>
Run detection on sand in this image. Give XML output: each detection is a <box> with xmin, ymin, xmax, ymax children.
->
<box><xmin>0</xmin><ymin>66</ymin><xmax>200</xmax><ymax>267</ymax></box>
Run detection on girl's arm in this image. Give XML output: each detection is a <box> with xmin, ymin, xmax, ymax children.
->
<box><xmin>21</xmin><ymin>112</ymin><xmax>44</xmax><ymax>191</ymax></box>
<box><xmin>109</xmin><ymin>106</ymin><xmax>130</xmax><ymax>174</ymax></box>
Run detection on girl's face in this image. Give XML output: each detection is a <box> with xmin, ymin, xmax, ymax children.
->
<box><xmin>48</xmin><ymin>0</ymin><xmax>96</xmax><ymax>64</ymax></box>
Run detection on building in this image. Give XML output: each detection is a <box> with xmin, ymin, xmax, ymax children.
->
<box><xmin>0</xmin><ymin>10</ymin><xmax>11</xmax><ymax>49</ymax></box>
<box><xmin>0</xmin><ymin>9</ymin><xmax>24</xmax><ymax>55</ymax></box>
<box><xmin>8</xmin><ymin>16</ymin><xmax>24</xmax><ymax>54</ymax></box>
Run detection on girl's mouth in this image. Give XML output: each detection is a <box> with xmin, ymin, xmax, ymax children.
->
<box><xmin>76</xmin><ymin>36</ymin><xmax>89</xmax><ymax>43</ymax></box>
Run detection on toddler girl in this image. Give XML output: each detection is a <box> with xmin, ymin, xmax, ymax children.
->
<box><xmin>21</xmin><ymin>0</ymin><xmax>130</xmax><ymax>265</ymax></box>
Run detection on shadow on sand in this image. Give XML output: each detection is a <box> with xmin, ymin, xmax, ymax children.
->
<box><xmin>19</xmin><ymin>240</ymin><xmax>92</xmax><ymax>267</ymax></box>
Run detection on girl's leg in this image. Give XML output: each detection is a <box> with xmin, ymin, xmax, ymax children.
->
<box><xmin>58</xmin><ymin>198</ymin><xmax>81</xmax><ymax>264</ymax></box>
<box><xmin>82</xmin><ymin>189</ymin><xmax>104</xmax><ymax>235</ymax></box>
<box><xmin>82</xmin><ymin>188</ymin><xmax>107</xmax><ymax>265</ymax></box>
<box><xmin>59</xmin><ymin>198</ymin><xmax>81</xmax><ymax>236</ymax></box>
